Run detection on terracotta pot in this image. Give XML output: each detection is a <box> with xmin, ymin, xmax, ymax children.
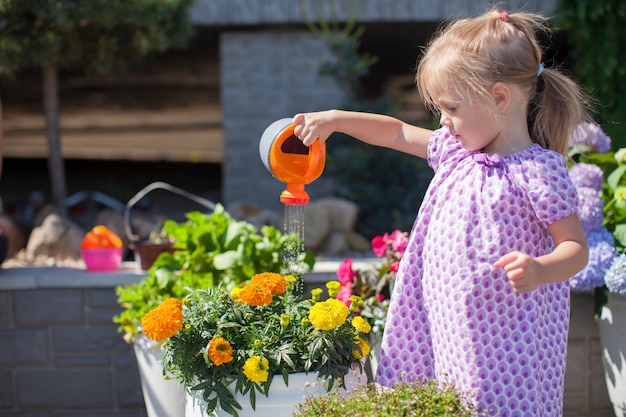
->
<box><xmin>133</xmin><ymin>242</ymin><xmax>175</xmax><ymax>271</ymax></box>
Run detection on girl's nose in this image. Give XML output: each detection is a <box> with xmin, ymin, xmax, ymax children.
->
<box><xmin>439</xmin><ymin>113</ymin><xmax>450</xmax><ymax>126</ymax></box>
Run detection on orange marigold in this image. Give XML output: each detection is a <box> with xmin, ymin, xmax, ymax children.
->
<box><xmin>141</xmin><ymin>298</ymin><xmax>183</xmax><ymax>341</ymax></box>
<box><xmin>207</xmin><ymin>337</ymin><xmax>234</xmax><ymax>366</ymax></box>
<box><xmin>236</xmin><ymin>284</ymin><xmax>273</xmax><ymax>306</ymax></box>
<box><xmin>250</xmin><ymin>272</ymin><xmax>288</xmax><ymax>295</ymax></box>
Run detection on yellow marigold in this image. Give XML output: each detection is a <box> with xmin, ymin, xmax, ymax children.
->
<box><xmin>243</xmin><ymin>356</ymin><xmax>269</xmax><ymax>383</ymax></box>
<box><xmin>207</xmin><ymin>337</ymin><xmax>234</xmax><ymax>366</ymax></box>
<box><xmin>236</xmin><ymin>284</ymin><xmax>273</xmax><ymax>306</ymax></box>
<box><xmin>141</xmin><ymin>298</ymin><xmax>183</xmax><ymax>341</ymax></box>
<box><xmin>311</xmin><ymin>288</ymin><xmax>323</xmax><ymax>302</ymax></box>
<box><xmin>351</xmin><ymin>316</ymin><xmax>371</xmax><ymax>334</ymax></box>
<box><xmin>326</xmin><ymin>281</ymin><xmax>341</xmax><ymax>298</ymax></box>
<box><xmin>309</xmin><ymin>298</ymin><xmax>349</xmax><ymax>330</ymax></box>
<box><xmin>230</xmin><ymin>286</ymin><xmax>243</xmax><ymax>298</ymax></box>
<box><xmin>352</xmin><ymin>336</ymin><xmax>371</xmax><ymax>359</ymax></box>
<box><xmin>251</xmin><ymin>272</ymin><xmax>287</xmax><ymax>295</ymax></box>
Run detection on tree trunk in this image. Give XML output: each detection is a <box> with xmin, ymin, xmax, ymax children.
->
<box><xmin>42</xmin><ymin>64</ymin><xmax>68</xmax><ymax>218</ymax></box>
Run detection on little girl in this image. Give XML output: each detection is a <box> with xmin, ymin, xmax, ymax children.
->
<box><xmin>293</xmin><ymin>8</ymin><xmax>589</xmax><ymax>417</ymax></box>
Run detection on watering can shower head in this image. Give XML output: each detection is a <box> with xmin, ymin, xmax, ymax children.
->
<box><xmin>259</xmin><ymin>118</ymin><xmax>326</xmax><ymax>205</ymax></box>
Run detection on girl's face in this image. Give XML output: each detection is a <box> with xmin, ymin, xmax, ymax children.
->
<box><xmin>435</xmin><ymin>92</ymin><xmax>504</xmax><ymax>154</ymax></box>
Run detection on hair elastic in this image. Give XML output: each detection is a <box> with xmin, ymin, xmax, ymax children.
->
<box><xmin>500</xmin><ymin>12</ymin><xmax>510</xmax><ymax>22</ymax></box>
<box><xmin>537</xmin><ymin>62</ymin><xmax>545</xmax><ymax>77</ymax></box>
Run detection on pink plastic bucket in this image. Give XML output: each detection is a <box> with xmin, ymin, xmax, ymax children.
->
<box><xmin>81</xmin><ymin>248</ymin><xmax>123</xmax><ymax>272</ymax></box>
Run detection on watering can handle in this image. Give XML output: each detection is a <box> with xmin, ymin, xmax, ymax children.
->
<box><xmin>123</xmin><ymin>181</ymin><xmax>217</xmax><ymax>243</ymax></box>
<box><xmin>303</xmin><ymin>139</ymin><xmax>325</xmax><ymax>180</ymax></box>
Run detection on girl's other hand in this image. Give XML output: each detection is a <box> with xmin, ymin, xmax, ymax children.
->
<box><xmin>493</xmin><ymin>251</ymin><xmax>542</xmax><ymax>293</ymax></box>
<box><xmin>292</xmin><ymin>111</ymin><xmax>336</xmax><ymax>146</ymax></box>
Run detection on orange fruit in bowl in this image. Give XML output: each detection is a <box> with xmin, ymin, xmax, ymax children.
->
<box><xmin>81</xmin><ymin>225</ymin><xmax>123</xmax><ymax>250</ymax></box>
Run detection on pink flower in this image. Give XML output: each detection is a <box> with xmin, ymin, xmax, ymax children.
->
<box><xmin>389</xmin><ymin>261</ymin><xmax>400</xmax><ymax>273</ymax></box>
<box><xmin>376</xmin><ymin>294</ymin><xmax>385</xmax><ymax>302</ymax></box>
<box><xmin>390</xmin><ymin>230</ymin><xmax>408</xmax><ymax>254</ymax></box>
<box><xmin>337</xmin><ymin>258</ymin><xmax>355</xmax><ymax>285</ymax></box>
<box><xmin>371</xmin><ymin>234</ymin><xmax>388</xmax><ymax>257</ymax></box>
<box><xmin>336</xmin><ymin>282</ymin><xmax>353</xmax><ymax>306</ymax></box>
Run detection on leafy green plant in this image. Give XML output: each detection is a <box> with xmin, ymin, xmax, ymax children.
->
<box><xmin>113</xmin><ymin>204</ymin><xmax>314</xmax><ymax>341</ymax></box>
<box><xmin>144</xmin><ymin>273</ymin><xmax>371</xmax><ymax>416</ymax></box>
<box><xmin>555</xmin><ymin>0</ymin><xmax>626</xmax><ymax>147</ymax></box>
<box><xmin>294</xmin><ymin>380</ymin><xmax>487</xmax><ymax>417</ymax></box>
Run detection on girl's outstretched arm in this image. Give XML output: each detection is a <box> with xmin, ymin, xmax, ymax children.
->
<box><xmin>292</xmin><ymin>110</ymin><xmax>433</xmax><ymax>159</ymax></box>
<box><xmin>494</xmin><ymin>213</ymin><xmax>588</xmax><ymax>293</ymax></box>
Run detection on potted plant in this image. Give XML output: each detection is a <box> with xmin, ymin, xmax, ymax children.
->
<box><xmin>294</xmin><ymin>379</ymin><xmax>487</xmax><ymax>416</ymax></box>
<box><xmin>335</xmin><ymin>229</ymin><xmax>408</xmax><ymax>376</ymax></box>
<box><xmin>141</xmin><ymin>273</ymin><xmax>371</xmax><ymax>417</ymax></box>
<box><xmin>568</xmin><ymin>122</ymin><xmax>626</xmax><ymax>416</ymax></box>
<box><xmin>113</xmin><ymin>204</ymin><xmax>314</xmax><ymax>417</ymax></box>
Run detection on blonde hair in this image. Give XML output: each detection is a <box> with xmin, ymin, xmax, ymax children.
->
<box><xmin>416</xmin><ymin>8</ymin><xmax>590</xmax><ymax>155</ymax></box>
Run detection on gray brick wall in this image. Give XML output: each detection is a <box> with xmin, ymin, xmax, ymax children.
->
<box><xmin>0</xmin><ymin>287</ymin><xmax>147</xmax><ymax>416</ymax></box>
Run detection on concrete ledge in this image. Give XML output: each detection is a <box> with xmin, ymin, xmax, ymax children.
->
<box><xmin>0</xmin><ymin>258</ymin><xmax>379</xmax><ymax>291</ymax></box>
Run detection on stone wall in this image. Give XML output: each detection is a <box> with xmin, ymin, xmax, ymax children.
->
<box><xmin>0</xmin><ymin>266</ymin><xmax>615</xmax><ymax>415</ymax></box>
<box><xmin>0</xmin><ymin>284</ymin><xmax>147</xmax><ymax>415</ymax></box>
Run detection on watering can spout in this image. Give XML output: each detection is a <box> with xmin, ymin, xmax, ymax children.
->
<box><xmin>259</xmin><ymin>118</ymin><xmax>326</xmax><ymax>205</ymax></box>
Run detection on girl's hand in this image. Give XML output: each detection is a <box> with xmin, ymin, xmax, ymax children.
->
<box><xmin>493</xmin><ymin>251</ymin><xmax>542</xmax><ymax>293</ymax></box>
<box><xmin>292</xmin><ymin>111</ymin><xmax>336</xmax><ymax>146</ymax></box>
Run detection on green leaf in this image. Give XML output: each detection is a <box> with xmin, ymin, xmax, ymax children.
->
<box><xmin>213</xmin><ymin>251</ymin><xmax>239</xmax><ymax>270</ymax></box>
<box><xmin>607</xmin><ymin>165</ymin><xmax>626</xmax><ymax>190</ymax></box>
<box><xmin>614</xmin><ymin>224</ymin><xmax>626</xmax><ymax>248</ymax></box>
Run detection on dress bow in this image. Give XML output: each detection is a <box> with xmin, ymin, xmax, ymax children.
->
<box><xmin>473</xmin><ymin>152</ymin><xmax>501</xmax><ymax>167</ymax></box>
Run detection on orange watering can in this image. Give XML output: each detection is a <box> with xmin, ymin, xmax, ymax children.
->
<box><xmin>259</xmin><ymin>118</ymin><xmax>326</xmax><ymax>205</ymax></box>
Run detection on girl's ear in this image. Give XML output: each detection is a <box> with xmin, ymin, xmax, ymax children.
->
<box><xmin>491</xmin><ymin>82</ymin><xmax>511</xmax><ymax>115</ymax></box>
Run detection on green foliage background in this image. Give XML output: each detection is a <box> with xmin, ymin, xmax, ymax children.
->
<box><xmin>0</xmin><ymin>0</ymin><xmax>194</xmax><ymax>76</ymax></box>
<box><xmin>308</xmin><ymin>13</ymin><xmax>433</xmax><ymax>239</ymax></box>
<box><xmin>555</xmin><ymin>0</ymin><xmax>626</xmax><ymax>148</ymax></box>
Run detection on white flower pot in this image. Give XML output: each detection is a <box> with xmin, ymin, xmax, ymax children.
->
<box><xmin>134</xmin><ymin>341</ymin><xmax>186</xmax><ymax>417</ymax></box>
<box><xmin>598</xmin><ymin>293</ymin><xmax>626</xmax><ymax>416</ymax></box>
<box><xmin>185</xmin><ymin>364</ymin><xmax>367</xmax><ymax>417</ymax></box>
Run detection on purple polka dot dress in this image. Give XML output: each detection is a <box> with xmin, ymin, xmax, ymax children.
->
<box><xmin>374</xmin><ymin>127</ymin><xmax>577</xmax><ymax>417</ymax></box>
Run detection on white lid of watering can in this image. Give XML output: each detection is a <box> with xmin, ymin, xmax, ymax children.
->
<box><xmin>259</xmin><ymin>118</ymin><xmax>295</xmax><ymax>176</ymax></box>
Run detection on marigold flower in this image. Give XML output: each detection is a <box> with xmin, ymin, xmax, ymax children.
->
<box><xmin>243</xmin><ymin>356</ymin><xmax>269</xmax><ymax>383</ymax></box>
<box><xmin>207</xmin><ymin>337</ymin><xmax>234</xmax><ymax>366</ymax></box>
<box><xmin>251</xmin><ymin>272</ymin><xmax>287</xmax><ymax>295</ymax></box>
<box><xmin>280</xmin><ymin>313</ymin><xmax>290</xmax><ymax>327</ymax></box>
<box><xmin>349</xmin><ymin>296</ymin><xmax>363</xmax><ymax>309</ymax></box>
<box><xmin>352</xmin><ymin>336</ymin><xmax>370</xmax><ymax>359</ymax></box>
<box><xmin>310</xmin><ymin>288</ymin><xmax>323</xmax><ymax>302</ymax></box>
<box><xmin>230</xmin><ymin>286</ymin><xmax>243</xmax><ymax>298</ymax></box>
<box><xmin>309</xmin><ymin>298</ymin><xmax>349</xmax><ymax>330</ymax></box>
<box><xmin>326</xmin><ymin>281</ymin><xmax>341</xmax><ymax>298</ymax></box>
<box><xmin>236</xmin><ymin>284</ymin><xmax>273</xmax><ymax>306</ymax></box>
<box><xmin>351</xmin><ymin>316</ymin><xmax>371</xmax><ymax>334</ymax></box>
<box><xmin>141</xmin><ymin>298</ymin><xmax>183</xmax><ymax>341</ymax></box>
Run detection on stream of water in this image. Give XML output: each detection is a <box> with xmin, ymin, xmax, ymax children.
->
<box><xmin>282</xmin><ymin>203</ymin><xmax>306</xmax><ymax>295</ymax></box>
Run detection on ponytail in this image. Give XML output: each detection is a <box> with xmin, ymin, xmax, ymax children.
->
<box><xmin>530</xmin><ymin>67</ymin><xmax>591</xmax><ymax>155</ymax></box>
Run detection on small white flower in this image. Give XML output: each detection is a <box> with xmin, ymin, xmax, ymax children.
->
<box><xmin>615</xmin><ymin>148</ymin><xmax>626</xmax><ymax>163</ymax></box>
